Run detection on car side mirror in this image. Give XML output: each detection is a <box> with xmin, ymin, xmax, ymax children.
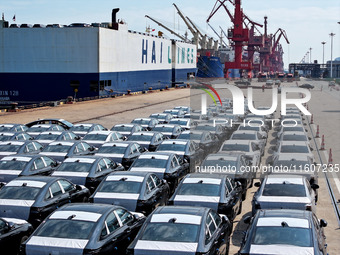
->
<box><xmin>254</xmin><ymin>182</ymin><xmax>261</xmax><ymax>187</ymax></box>
<box><xmin>320</xmin><ymin>219</ymin><xmax>327</xmax><ymax>228</ymax></box>
<box><xmin>75</xmin><ymin>136</ymin><xmax>81</xmax><ymax>140</ymax></box>
<box><xmin>311</xmin><ymin>183</ymin><xmax>319</xmax><ymax>190</ymax></box>
<box><xmin>50</xmin><ymin>161</ymin><xmax>59</xmax><ymax>167</ymax></box>
<box><xmin>123</xmin><ymin>136</ymin><xmax>128</xmax><ymax>141</ymax></box>
<box><xmin>243</xmin><ymin>216</ymin><xmax>251</xmax><ymax>224</ymax></box>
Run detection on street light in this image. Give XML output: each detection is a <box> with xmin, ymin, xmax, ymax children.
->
<box><xmin>329</xmin><ymin>33</ymin><xmax>335</xmax><ymax>78</ymax></box>
<box><xmin>321</xmin><ymin>41</ymin><xmax>326</xmax><ymax>65</ymax></box>
<box><xmin>309</xmin><ymin>47</ymin><xmax>312</xmax><ymax>63</ymax></box>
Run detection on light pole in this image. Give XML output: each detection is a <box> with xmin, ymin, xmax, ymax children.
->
<box><xmin>309</xmin><ymin>47</ymin><xmax>312</xmax><ymax>63</ymax></box>
<box><xmin>321</xmin><ymin>41</ymin><xmax>326</xmax><ymax>65</ymax></box>
<box><xmin>330</xmin><ymin>33</ymin><xmax>335</xmax><ymax>78</ymax></box>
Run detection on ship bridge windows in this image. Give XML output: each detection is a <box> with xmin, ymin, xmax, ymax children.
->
<box><xmin>98</xmin><ymin>80</ymin><xmax>112</xmax><ymax>91</ymax></box>
<box><xmin>90</xmin><ymin>80</ymin><xmax>99</xmax><ymax>92</ymax></box>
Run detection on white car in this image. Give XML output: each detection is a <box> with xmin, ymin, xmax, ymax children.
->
<box><xmin>168</xmin><ymin>118</ymin><xmax>191</xmax><ymax>130</ymax></box>
<box><xmin>230</xmin><ymin>130</ymin><xmax>266</xmax><ymax>155</ymax></box>
<box><xmin>274</xmin><ymin>141</ymin><xmax>314</xmax><ymax>162</ymax></box>
<box><xmin>276</xmin><ymin>131</ymin><xmax>311</xmax><ymax>148</ymax></box>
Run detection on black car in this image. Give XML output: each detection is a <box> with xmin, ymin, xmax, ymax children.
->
<box><xmin>129</xmin><ymin>152</ymin><xmax>190</xmax><ymax>193</ymax></box>
<box><xmin>156</xmin><ymin>139</ymin><xmax>203</xmax><ymax>166</ymax></box>
<box><xmin>178</xmin><ymin>130</ymin><xmax>219</xmax><ymax>156</ymax></box>
<box><xmin>34</xmin><ymin>131</ymin><xmax>80</xmax><ymax>147</ymax></box>
<box><xmin>20</xmin><ymin>203</ymin><xmax>146</xmax><ymax>255</ymax></box>
<box><xmin>0</xmin><ymin>176</ymin><xmax>90</xmax><ymax>227</ymax></box>
<box><xmin>152</xmin><ymin>124</ymin><xmax>182</xmax><ymax>139</ymax></box>
<box><xmin>127</xmin><ymin>131</ymin><xmax>166</xmax><ymax>151</ymax></box>
<box><xmin>39</xmin><ymin>141</ymin><xmax>96</xmax><ymax>162</ymax></box>
<box><xmin>51</xmin><ymin>156</ymin><xmax>124</xmax><ymax>193</ymax></box>
<box><xmin>0</xmin><ymin>154</ymin><xmax>58</xmax><ymax>183</ymax></box>
<box><xmin>169</xmin><ymin>173</ymin><xmax>243</xmax><ymax>221</ymax></box>
<box><xmin>299</xmin><ymin>83</ymin><xmax>314</xmax><ymax>89</ymax></box>
<box><xmin>194</xmin><ymin>123</ymin><xmax>228</xmax><ymax>144</ymax></box>
<box><xmin>0</xmin><ymin>141</ymin><xmax>44</xmax><ymax>160</ymax></box>
<box><xmin>94</xmin><ymin>141</ymin><xmax>147</xmax><ymax>169</ymax></box>
<box><xmin>26</xmin><ymin>124</ymin><xmax>66</xmax><ymax>138</ymax></box>
<box><xmin>25</xmin><ymin>118</ymin><xmax>73</xmax><ymax>130</ymax></box>
<box><xmin>69</xmin><ymin>123</ymin><xmax>107</xmax><ymax>137</ymax></box>
<box><xmin>0</xmin><ymin>124</ymin><xmax>28</xmax><ymax>133</ymax></box>
<box><xmin>127</xmin><ymin>206</ymin><xmax>232</xmax><ymax>255</ymax></box>
<box><xmin>239</xmin><ymin>209</ymin><xmax>328</xmax><ymax>255</ymax></box>
<box><xmin>90</xmin><ymin>171</ymin><xmax>170</xmax><ymax>215</ymax></box>
<box><xmin>0</xmin><ymin>217</ymin><xmax>34</xmax><ymax>255</ymax></box>
<box><xmin>111</xmin><ymin>124</ymin><xmax>145</xmax><ymax>137</ymax></box>
<box><xmin>200</xmin><ymin>153</ymin><xmax>253</xmax><ymax>200</ymax></box>
<box><xmin>0</xmin><ymin>132</ymin><xmax>33</xmax><ymax>142</ymax></box>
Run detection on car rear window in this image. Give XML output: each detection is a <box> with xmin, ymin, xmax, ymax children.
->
<box><xmin>153</xmin><ymin>127</ymin><xmax>174</xmax><ymax>132</ymax></box>
<box><xmin>282</xmin><ymin>135</ymin><xmax>307</xmax><ymax>141</ymax></box>
<box><xmin>0</xmin><ymin>144</ymin><xmax>21</xmax><ymax>152</ymax></box>
<box><xmin>177</xmin><ymin>183</ymin><xmax>220</xmax><ymax>196</ymax></box>
<box><xmin>252</xmin><ymin>226</ymin><xmax>312</xmax><ymax>247</ymax></box>
<box><xmin>0</xmin><ymin>186</ymin><xmax>40</xmax><ymax>200</ymax></box>
<box><xmin>57</xmin><ymin>162</ymin><xmax>92</xmax><ymax>172</ymax></box>
<box><xmin>83</xmin><ymin>134</ymin><xmax>108</xmax><ymax>141</ymax></box>
<box><xmin>157</xmin><ymin>143</ymin><xmax>186</xmax><ymax>152</ymax></box>
<box><xmin>0</xmin><ymin>160</ymin><xmax>28</xmax><ymax>170</ymax></box>
<box><xmin>98</xmin><ymin>181</ymin><xmax>142</xmax><ymax>194</ymax></box>
<box><xmin>71</xmin><ymin>126</ymin><xmax>91</xmax><ymax>132</ymax></box>
<box><xmin>141</xmin><ymin>223</ymin><xmax>199</xmax><ymax>242</ymax></box>
<box><xmin>280</xmin><ymin>145</ymin><xmax>309</xmax><ymax>153</ymax></box>
<box><xmin>36</xmin><ymin>134</ymin><xmax>59</xmax><ymax>140</ymax></box>
<box><xmin>221</xmin><ymin>144</ymin><xmax>249</xmax><ymax>152</ymax></box>
<box><xmin>128</xmin><ymin>135</ymin><xmax>152</xmax><ymax>142</ymax></box>
<box><xmin>133</xmin><ymin>158</ymin><xmax>167</xmax><ymax>168</ymax></box>
<box><xmin>35</xmin><ymin>219</ymin><xmax>96</xmax><ymax>239</ymax></box>
<box><xmin>97</xmin><ymin>146</ymin><xmax>126</xmax><ymax>154</ymax></box>
<box><xmin>43</xmin><ymin>145</ymin><xmax>71</xmax><ymax>153</ymax></box>
<box><xmin>262</xmin><ymin>184</ymin><xmax>306</xmax><ymax>197</ymax></box>
<box><xmin>231</xmin><ymin>134</ymin><xmax>256</xmax><ymax>140</ymax></box>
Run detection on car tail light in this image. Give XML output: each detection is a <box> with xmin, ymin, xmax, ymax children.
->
<box><xmin>306</xmin><ymin>204</ymin><xmax>312</xmax><ymax>211</ymax></box>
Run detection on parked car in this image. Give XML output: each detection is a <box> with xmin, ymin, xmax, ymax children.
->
<box><xmin>69</xmin><ymin>123</ymin><xmax>107</xmax><ymax>137</ymax></box>
<box><xmin>90</xmin><ymin>171</ymin><xmax>170</xmax><ymax>215</ymax></box>
<box><xmin>240</xmin><ymin>209</ymin><xmax>328</xmax><ymax>255</ymax></box>
<box><xmin>0</xmin><ymin>141</ymin><xmax>44</xmax><ymax>160</ymax></box>
<box><xmin>152</xmin><ymin>124</ymin><xmax>182</xmax><ymax>139</ymax></box>
<box><xmin>127</xmin><ymin>131</ymin><xmax>165</xmax><ymax>151</ymax></box>
<box><xmin>273</xmin><ymin>141</ymin><xmax>314</xmax><ymax>162</ymax></box>
<box><xmin>0</xmin><ymin>217</ymin><xmax>34</xmax><ymax>255</ymax></box>
<box><xmin>39</xmin><ymin>141</ymin><xmax>96</xmax><ymax>162</ymax></box>
<box><xmin>129</xmin><ymin>152</ymin><xmax>189</xmax><ymax>193</ymax></box>
<box><xmin>0</xmin><ymin>176</ymin><xmax>90</xmax><ymax>227</ymax></box>
<box><xmin>168</xmin><ymin>118</ymin><xmax>192</xmax><ymax>130</ymax></box>
<box><xmin>252</xmin><ymin>175</ymin><xmax>318</xmax><ymax>215</ymax></box>
<box><xmin>163</xmin><ymin>109</ymin><xmax>185</xmax><ymax>118</ymax></box>
<box><xmin>52</xmin><ymin>156</ymin><xmax>124</xmax><ymax>193</ymax></box>
<box><xmin>194</xmin><ymin>123</ymin><xmax>228</xmax><ymax>143</ymax></box>
<box><xmin>82</xmin><ymin>131</ymin><xmax>124</xmax><ymax>148</ymax></box>
<box><xmin>0</xmin><ymin>154</ymin><xmax>58</xmax><ymax>183</ymax></box>
<box><xmin>127</xmin><ymin>206</ymin><xmax>232</xmax><ymax>255</ymax></box>
<box><xmin>173</xmin><ymin>106</ymin><xmax>191</xmax><ymax>114</ymax></box>
<box><xmin>20</xmin><ymin>203</ymin><xmax>145</xmax><ymax>255</ymax></box>
<box><xmin>169</xmin><ymin>173</ymin><xmax>242</xmax><ymax>221</ymax></box>
<box><xmin>94</xmin><ymin>141</ymin><xmax>147</xmax><ymax>169</ymax></box>
<box><xmin>25</xmin><ymin>119</ymin><xmax>73</xmax><ymax>130</ymax></box>
<box><xmin>229</xmin><ymin>130</ymin><xmax>266</xmax><ymax>155</ymax></box>
<box><xmin>111</xmin><ymin>124</ymin><xmax>145</xmax><ymax>137</ymax></box>
<box><xmin>131</xmin><ymin>118</ymin><xmax>159</xmax><ymax>131</ymax></box>
<box><xmin>0</xmin><ymin>124</ymin><xmax>28</xmax><ymax>132</ymax></box>
<box><xmin>26</xmin><ymin>124</ymin><xmax>65</xmax><ymax>138</ymax></box>
<box><xmin>34</xmin><ymin>131</ymin><xmax>80</xmax><ymax>146</ymax></box>
<box><xmin>299</xmin><ymin>83</ymin><xmax>314</xmax><ymax>89</ymax></box>
<box><xmin>0</xmin><ymin>132</ymin><xmax>33</xmax><ymax>142</ymax></box>
<box><xmin>149</xmin><ymin>113</ymin><xmax>172</xmax><ymax>124</ymax></box>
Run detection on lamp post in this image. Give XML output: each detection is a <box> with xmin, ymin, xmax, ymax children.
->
<box><xmin>309</xmin><ymin>47</ymin><xmax>312</xmax><ymax>63</ymax></box>
<box><xmin>321</xmin><ymin>41</ymin><xmax>326</xmax><ymax>65</ymax></box>
<box><xmin>329</xmin><ymin>33</ymin><xmax>335</xmax><ymax>78</ymax></box>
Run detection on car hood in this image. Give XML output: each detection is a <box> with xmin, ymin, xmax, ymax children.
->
<box><xmin>25</xmin><ymin>236</ymin><xmax>88</xmax><ymax>255</ymax></box>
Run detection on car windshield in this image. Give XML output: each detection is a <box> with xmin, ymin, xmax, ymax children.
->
<box><xmin>282</xmin><ymin>135</ymin><xmax>307</xmax><ymax>142</ymax></box>
<box><xmin>83</xmin><ymin>134</ymin><xmax>108</xmax><ymax>141</ymax></box>
<box><xmin>98</xmin><ymin>180</ymin><xmax>142</xmax><ymax>193</ymax></box>
<box><xmin>262</xmin><ymin>184</ymin><xmax>306</xmax><ymax>197</ymax></box>
<box><xmin>133</xmin><ymin>158</ymin><xmax>167</xmax><ymax>168</ymax></box>
<box><xmin>153</xmin><ymin>127</ymin><xmax>174</xmax><ymax>132</ymax></box>
<box><xmin>232</xmin><ymin>134</ymin><xmax>256</xmax><ymax>140</ymax></box>
<box><xmin>112</xmin><ymin>126</ymin><xmax>133</xmax><ymax>132</ymax></box>
<box><xmin>28</xmin><ymin>127</ymin><xmax>49</xmax><ymax>132</ymax></box>
<box><xmin>0</xmin><ymin>160</ymin><xmax>28</xmax><ymax>170</ymax></box>
<box><xmin>57</xmin><ymin>162</ymin><xmax>92</xmax><ymax>172</ymax></box>
<box><xmin>36</xmin><ymin>134</ymin><xmax>59</xmax><ymax>140</ymax></box>
<box><xmin>43</xmin><ymin>144</ymin><xmax>71</xmax><ymax>153</ymax></box>
<box><xmin>71</xmin><ymin>125</ymin><xmax>91</xmax><ymax>132</ymax></box>
<box><xmin>35</xmin><ymin>219</ymin><xmax>96</xmax><ymax>240</ymax></box>
<box><xmin>0</xmin><ymin>186</ymin><xmax>40</xmax><ymax>200</ymax></box>
<box><xmin>157</xmin><ymin>143</ymin><xmax>186</xmax><ymax>152</ymax></box>
<box><xmin>97</xmin><ymin>146</ymin><xmax>126</xmax><ymax>154</ymax></box>
<box><xmin>177</xmin><ymin>183</ymin><xmax>220</xmax><ymax>196</ymax></box>
<box><xmin>169</xmin><ymin>121</ymin><xmax>188</xmax><ymax>126</ymax></box>
<box><xmin>128</xmin><ymin>135</ymin><xmax>153</xmax><ymax>142</ymax></box>
<box><xmin>221</xmin><ymin>144</ymin><xmax>249</xmax><ymax>152</ymax></box>
<box><xmin>132</xmin><ymin>119</ymin><xmax>150</xmax><ymax>125</ymax></box>
<box><xmin>252</xmin><ymin>226</ymin><xmax>312</xmax><ymax>247</ymax></box>
<box><xmin>141</xmin><ymin>223</ymin><xmax>199</xmax><ymax>242</ymax></box>
<box><xmin>0</xmin><ymin>144</ymin><xmax>21</xmax><ymax>152</ymax></box>
<box><xmin>195</xmin><ymin>126</ymin><xmax>215</xmax><ymax>131</ymax></box>
<box><xmin>280</xmin><ymin>145</ymin><xmax>309</xmax><ymax>153</ymax></box>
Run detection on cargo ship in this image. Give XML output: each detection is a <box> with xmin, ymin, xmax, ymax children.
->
<box><xmin>0</xmin><ymin>9</ymin><xmax>197</xmax><ymax>105</ymax></box>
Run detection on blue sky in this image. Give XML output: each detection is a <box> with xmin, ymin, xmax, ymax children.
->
<box><xmin>1</xmin><ymin>0</ymin><xmax>339</xmax><ymax>69</ymax></box>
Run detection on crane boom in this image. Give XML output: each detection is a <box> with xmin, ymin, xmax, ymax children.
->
<box><xmin>173</xmin><ymin>3</ymin><xmax>197</xmax><ymax>37</ymax></box>
<box><xmin>145</xmin><ymin>15</ymin><xmax>187</xmax><ymax>41</ymax></box>
<box><xmin>207</xmin><ymin>23</ymin><xmax>228</xmax><ymax>47</ymax></box>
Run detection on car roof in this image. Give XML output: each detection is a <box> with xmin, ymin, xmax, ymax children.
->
<box><xmin>57</xmin><ymin>203</ymin><xmax>121</xmax><ymax>215</ymax></box>
<box><xmin>114</xmin><ymin>124</ymin><xmax>135</xmax><ymax>127</ymax></box>
<box><xmin>258</xmin><ymin>209</ymin><xmax>312</xmax><ymax>221</ymax></box>
<box><xmin>1</xmin><ymin>154</ymin><xmax>44</xmax><ymax>161</ymax></box>
<box><xmin>154</xmin><ymin>205</ymin><xmax>209</xmax><ymax>218</ymax></box>
<box><xmin>85</xmin><ymin>131</ymin><xmax>115</xmax><ymax>135</ymax></box>
<box><xmin>73</xmin><ymin>123</ymin><xmax>97</xmax><ymax>127</ymax></box>
<box><xmin>0</xmin><ymin>141</ymin><xmax>26</xmax><ymax>146</ymax></box>
<box><xmin>140</xmin><ymin>152</ymin><xmax>174</xmax><ymax>157</ymax></box>
<box><xmin>12</xmin><ymin>175</ymin><xmax>63</xmax><ymax>184</ymax></box>
<box><xmin>205</xmin><ymin>153</ymin><xmax>239</xmax><ymax>161</ymax></box>
<box><xmin>130</xmin><ymin>131</ymin><xmax>157</xmax><ymax>136</ymax></box>
<box><xmin>265</xmin><ymin>174</ymin><xmax>305</xmax><ymax>184</ymax></box>
<box><xmin>232</xmin><ymin>130</ymin><xmax>258</xmax><ymax>135</ymax></box>
<box><xmin>161</xmin><ymin>139</ymin><xmax>188</xmax><ymax>145</ymax></box>
<box><xmin>281</xmin><ymin>131</ymin><xmax>307</xmax><ymax>136</ymax></box>
<box><xmin>155</xmin><ymin>124</ymin><xmax>177</xmax><ymax>128</ymax></box>
<box><xmin>280</xmin><ymin>141</ymin><xmax>309</xmax><ymax>146</ymax></box>
<box><xmin>223</xmin><ymin>140</ymin><xmax>251</xmax><ymax>145</ymax></box>
<box><xmin>48</xmin><ymin>141</ymin><xmax>78</xmax><ymax>146</ymax></box>
<box><xmin>186</xmin><ymin>173</ymin><xmax>226</xmax><ymax>180</ymax></box>
<box><xmin>108</xmin><ymin>171</ymin><xmax>150</xmax><ymax>178</ymax></box>
<box><xmin>101</xmin><ymin>141</ymin><xmax>134</xmax><ymax>147</ymax></box>
<box><xmin>276</xmin><ymin>154</ymin><xmax>311</xmax><ymax>161</ymax></box>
